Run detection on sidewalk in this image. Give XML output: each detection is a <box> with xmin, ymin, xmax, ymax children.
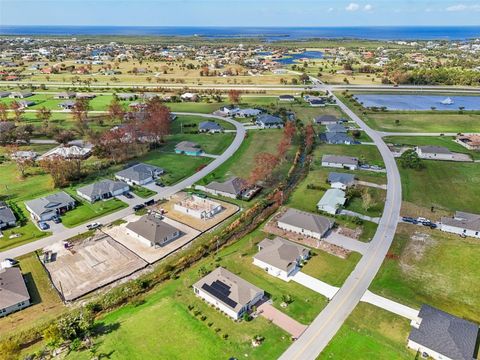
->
<box><xmin>339</xmin><ymin>209</ymin><xmax>380</xmax><ymax>224</ymax></box>
<box><xmin>355</xmin><ymin>180</ymin><xmax>387</xmax><ymax>190</ymax></box>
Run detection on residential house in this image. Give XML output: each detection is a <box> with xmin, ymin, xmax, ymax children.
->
<box><xmin>236</xmin><ymin>108</ymin><xmax>262</xmax><ymax>117</ymax></box>
<box><xmin>25</xmin><ymin>191</ymin><xmax>76</xmax><ymax>221</ymax></box>
<box><xmin>76</xmin><ymin>93</ymin><xmax>96</xmax><ymax>99</ymax></box>
<box><xmin>116</xmin><ymin>93</ymin><xmax>138</xmax><ymax>101</ymax></box>
<box><xmin>440</xmin><ymin>211</ymin><xmax>480</xmax><ymax>239</ymax></box>
<box><xmin>199</xmin><ymin>121</ymin><xmax>224</xmax><ymax>133</ymax></box>
<box><xmin>18</xmin><ymin>100</ymin><xmax>35</xmax><ymax>109</ymax></box>
<box><xmin>39</xmin><ymin>141</ymin><xmax>93</xmax><ymax>160</ymax></box>
<box><xmin>76</xmin><ymin>179</ymin><xmax>130</xmax><ymax>203</ymax></box>
<box><xmin>0</xmin><ymin>267</ymin><xmax>30</xmax><ymax>317</ymax></box>
<box><xmin>200</xmin><ymin>177</ymin><xmax>248</xmax><ymax>199</ymax></box>
<box><xmin>193</xmin><ymin>267</ymin><xmax>264</xmax><ymax>320</ymax></box>
<box><xmin>126</xmin><ymin>214</ymin><xmax>181</xmax><ymax>248</ymax></box>
<box><xmin>314</xmin><ymin>115</ymin><xmax>338</xmax><ymax>125</ymax></box>
<box><xmin>322</xmin><ymin>155</ymin><xmax>359</xmax><ymax>170</ymax></box>
<box><xmin>317</xmin><ymin>189</ymin><xmax>347</xmax><ymax>215</ymax></box>
<box><xmin>173</xmin><ymin>194</ymin><xmax>223</xmax><ymax>219</ymax></box>
<box><xmin>256</xmin><ymin>114</ymin><xmax>284</xmax><ymax>129</ymax></box>
<box><xmin>58</xmin><ymin>100</ymin><xmax>76</xmax><ymax>110</ymax></box>
<box><xmin>175</xmin><ymin>141</ymin><xmax>204</xmax><ymax>156</ymax></box>
<box><xmin>220</xmin><ymin>106</ymin><xmax>240</xmax><ymax>116</ymax></box>
<box><xmin>0</xmin><ymin>202</ymin><xmax>16</xmax><ymax>229</ymax></box>
<box><xmin>326</xmin><ymin>124</ymin><xmax>347</xmax><ymax>133</ymax></box>
<box><xmin>278</xmin><ymin>94</ymin><xmax>295</xmax><ymax>102</ymax></box>
<box><xmin>0</xmin><ymin>91</ymin><xmax>11</xmax><ymax>98</ymax></box>
<box><xmin>308</xmin><ymin>98</ymin><xmax>327</xmax><ymax>107</ymax></box>
<box><xmin>319</xmin><ymin>132</ymin><xmax>355</xmax><ymax>145</ymax></box>
<box><xmin>115</xmin><ymin>163</ymin><xmax>164</xmax><ymax>186</ymax></box>
<box><xmin>277</xmin><ymin>208</ymin><xmax>333</xmax><ymax>239</ymax></box>
<box><xmin>55</xmin><ymin>91</ymin><xmax>76</xmax><ymax>99</ymax></box>
<box><xmin>180</xmin><ymin>92</ymin><xmax>198</xmax><ymax>101</ymax></box>
<box><xmin>253</xmin><ymin>237</ymin><xmax>310</xmax><ymax>281</ymax></box>
<box><xmin>407</xmin><ymin>304</ymin><xmax>479</xmax><ymax>360</ymax></box>
<box><xmin>9</xmin><ymin>91</ymin><xmax>33</xmax><ymax>99</ymax></box>
<box><xmin>416</xmin><ymin>146</ymin><xmax>454</xmax><ymax>160</ymax></box>
<box><xmin>455</xmin><ymin>134</ymin><xmax>480</xmax><ymax>151</ymax></box>
<box><xmin>327</xmin><ymin>172</ymin><xmax>355</xmax><ymax>190</ymax></box>
<box><xmin>10</xmin><ymin>150</ymin><xmax>38</xmax><ymax>161</ymax></box>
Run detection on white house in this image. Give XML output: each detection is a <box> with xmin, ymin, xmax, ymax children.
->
<box><xmin>321</xmin><ymin>155</ymin><xmax>359</xmax><ymax>170</ymax></box>
<box><xmin>327</xmin><ymin>172</ymin><xmax>355</xmax><ymax>190</ymax></box>
<box><xmin>440</xmin><ymin>211</ymin><xmax>480</xmax><ymax>239</ymax></box>
<box><xmin>253</xmin><ymin>237</ymin><xmax>310</xmax><ymax>281</ymax></box>
<box><xmin>416</xmin><ymin>146</ymin><xmax>454</xmax><ymax>160</ymax></box>
<box><xmin>193</xmin><ymin>267</ymin><xmax>264</xmax><ymax>320</ymax></box>
<box><xmin>76</xmin><ymin>179</ymin><xmax>129</xmax><ymax>203</ymax></box>
<box><xmin>317</xmin><ymin>189</ymin><xmax>346</xmax><ymax>215</ymax></box>
<box><xmin>0</xmin><ymin>267</ymin><xmax>31</xmax><ymax>317</ymax></box>
<box><xmin>173</xmin><ymin>194</ymin><xmax>223</xmax><ymax>219</ymax></box>
<box><xmin>115</xmin><ymin>163</ymin><xmax>164</xmax><ymax>186</ymax></box>
<box><xmin>277</xmin><ymin>208</ymin><xmax>333</xmax><ymax>240</ymax></box>
<box><xmin>125</xmin><ymin>214</ymin><xmax>182</xmax><ymax>248</ymax></box>
<box><xmin>407</xmin><ymin>304</ymin><xmax>478</xmax><ymax>360</ymax></box>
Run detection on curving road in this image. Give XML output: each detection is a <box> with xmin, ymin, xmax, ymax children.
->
<box><xmin>279</xmin><ymin>86</ymin><xmax>402</xmax><ymax>360</ymax></box>
<box><xmin>0</xmin><ymin>113</ymin><xmax>245</xmax><ymax>260</ymax></box>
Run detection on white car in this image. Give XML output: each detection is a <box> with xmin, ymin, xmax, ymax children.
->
<box><xmin>86</xmin><ymin>222</ymin><xmax>102</xmax><ymax>230</ymax></box>
<box><xmin>417</xmin><ymin>217</ymin><xmax>429</xmax><ymax>223</ymax></box>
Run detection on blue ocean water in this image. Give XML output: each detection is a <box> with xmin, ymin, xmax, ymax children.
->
<box><xmin>355</xmin><ymin>94</ymin><xmax>480</xmax><ymax>111</ymax></box>
<box><xmin>276</xmin><ymin>51</ymin><xmax>323</xmax><ymax>64</ymax></box>
<box><xmin>0</xmin><ymin>26</ymin><xmax>480</xmax><ymax>40</ymax></box>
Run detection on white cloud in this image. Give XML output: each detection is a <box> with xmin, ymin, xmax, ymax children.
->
<box><xmin>327</xmin><ymin>7</ymin><xmax>334</xmax><ymax>12</ymax></box>
<box><xmin>364</xmin><ymin>4</ymin><xmax>373</xmax><ymax>11</ymax></box>
<box><xmin>446</xmin><ymin>3</ymin><xmax>480</xmax><ymax>11</ymax></box>
<box><xmin>345</xmin><ymin>3</ymin><xmax>360</xmax><ymax>11</ymax></box>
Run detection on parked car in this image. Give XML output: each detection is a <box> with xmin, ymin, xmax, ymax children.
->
<box><xmin>417</xmin><ymin>217</ymin><xmax>429</xmax><ymax>223</ymax></box>
<box><xmin>359</xmin><ymin>164</ymin><xmax>370</xmax><ymax>169</ymax></box>
<box><xmin>38</xmin><ymin>222</ymin><xmax>49</xmax><ymax>230</ymax></box>
<box><xmin>86</xmin><ymin>222</ymin><xmax>101</xmax><ymax>230</ymax></box>
<box><xmin>144</xmin><ymin>199</ymin><xmax>155</xmax><ymax>206</ymax></box>
<box><xmin>194</xmin><ymin>192</ymin><xmax>207</xmax><ymax>199</ymax></box>
<box><xmin>422</xmin><ymin>221</ymin><xmax>437</xmax><ymax>229</ymax></box>
<box><xmin>124</xmin><ymin>192</ymin><xmax>134</xmax><ymax>199</ymax></box>
<box><xmin>402</xmin><ymin>216</ymin><xmax>417</xmax><ymax>224</ymax></box>
<box><xmin>1</xmin><ymin>258</ymin><xmax>19</xmax><ymax>267</ymax></box>
<box><xmin>370</xmin><ymin>165</ymin><xmax>382</xmax><ymax>170</ymax></box>
<box><xmin>52</xmin><ymin>216</ymin><xmax>61</xmax><ymax>224</ymax></box>
<box><xmin>155</xmin><ymin>181</ymin><xmax>165</xmax><ymax>187</ymax></box>
<box><xmin>133</xmin><ymin>204</ymin><xmax>145</xmax><ymax>211</ymax></box>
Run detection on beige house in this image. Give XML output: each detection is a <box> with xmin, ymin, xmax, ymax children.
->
<box><xmin>126</xmin><ymin>214</ymin><xmax>182</xmax><ymax>247</ymax></box>
<box><xmin>415</xmin><ymin>146</ymin><xmax>454</xmax><ymax>160</ymax></box>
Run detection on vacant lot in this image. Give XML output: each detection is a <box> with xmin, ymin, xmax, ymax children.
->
<box><xmin>370</xmin><ymin>224</ymin><xmax>480</xmax><ymax>323</ymax></box>
<box><xmin>0</xmin><ymin>253</ymin><xmax>65</xmax><ymax>339</ymax></box>
<box><xmin>321</xmin><ymin>303</ymin><xmax>413</xmax><ymax>360</ymax></box>
<box><xmin>400</xmin><ymin>160</ymin><xmax>480</xmax><ymax>213</ymax></box>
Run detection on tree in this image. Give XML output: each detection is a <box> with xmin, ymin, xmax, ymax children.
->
<box><xmin>228</xmin><ymin>89</ymin><xmax>241</xmax><ymax>104</ymax></box>
<box><xmin>248</xmin><ymin>152</ymin><xmax>278</xmax><ymax>185</ymax></box>
<box><xmin>10</xmin><ymin>101</ymin><xmax>24</xmax><ymax>122</ymax></box>
<box><xmin>0</xmin><ymin>103</ymin><xmax>8</xmax><ymax>121</ymax></box>
<box><xmin>6</xmin><ymin>144</ymin><xmax>33</xmax><ymax>178</ymax></box>
<box><xmin>144</xmin><ymin>97</ymin><xmax>171</xmax><ymax>144</ymax></box>
<box><xmin>304</xmin><ymin>124</ymin><xmax>315</xmax><ymax>153</ymax></box>
<box><xmin>39</xmin><ymin>157</ymin><xmax>82</xmax><ymax>187</ymax></box>
<box><xmin>72</xmin><ymin>98</ymin><xmax>90</xmax><ymax>134</ymax></box>
<box><xmin>107</xmin><ymin>98</ymin><xmax>125</xmax><ymax>123</ymax></box>
<box><xmin>399</xmin><ymin>149</ymin><xmax>423</xmax><ymax>170</ymax></box>
<box><xmin>361</xmin><ymin>188</ymin><xmax>373</xmax><ymax>211</ymax></box>
<box><xmin>54</xmin><ymin>130</ymin><xmax>76</xmax><ymax>145</ymax></box>
<box><xmin>36</xmin><ymin>106</ymin><xmax>52</xmax><ymax>131</ymax></box>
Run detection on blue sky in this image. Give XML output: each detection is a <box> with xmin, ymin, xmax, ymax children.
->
<box><xmin>1</xmin><ymin>0</ymin><xmax>479</xmax><ymax>26</ymax></box>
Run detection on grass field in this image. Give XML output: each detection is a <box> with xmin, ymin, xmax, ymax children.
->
<box><xmin>130</xmin><ymin>185</ymin><xmax>157</xmax><ymax>198</ymax></box>
<box><xmin>321</xmin><ymin>303</ymin><xmax>414</xmax><ymax>360</ymax></box>
<box><xmin>370</xmin><ymin>224</ymin><xmax>480</xmax><ymax>324</ymax></box>
<box><xmin>399</xmin><ymin>160</ymin><xmax>480</xmax><ymax>214</ymax></box>
<box><xmin>384</xmin><ymin>135</ymin><xmax>480</xmax><ymax>160</ymax></box>
<box><xmin>0</xmin><ymin>253</ymin><xmax>65</xmax><ymax>339</ymax></box>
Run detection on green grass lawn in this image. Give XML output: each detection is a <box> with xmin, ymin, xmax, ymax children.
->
<box><xmin>320</xmin><ymin>303</ymin><xmax>414</xmax><ymax>360</ymax></box>
<box><xmin>399</xmin><ymin>160</ymin><xmax>480</xmax><ymax>214</ymax></box>
<box><xmin>0</xmin><ymin>253</ymin><xmax>66</xmax><ymax>339</ymax></box>
<box><xmin>384</xmin><ymin>135</ymin><xmax>480</xmax><ymax>160</ymax></box>
<box><xmin>61</xmin><ymin>192</ymin><xmax>128</xmax><ymax>228</ymax></box>
<box><xmin>131</xmin><ymin>185</ymin><xmax>157</xmax><ymax>199</ymax></box>
<box><xmin>345</xmin><ymin>186</ymin><xmax>385</xmax><ymax>218</ymax></box>
<box><xmin>370</xmin><ymin>224</ymin><xmax>480</xmax><ymax>323</ymax></box>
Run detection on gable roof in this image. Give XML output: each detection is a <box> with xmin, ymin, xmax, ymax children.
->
<box><xmin>205</xmin><ymin>177</ymin><xmax>247</xmax><ymax>196</ymax></box>
<box><xmin>175</xmin><ymin>141</ymin><xmax>202</xmax><ymax>153</ymax></box>
<box><xmin>441</xmin><ymin>211</ymin><xmax>480</xmax><ymax>232</ymax></box>
<box><xmin>327</xmin><ymin>172</ymin><xmax>355</xmax><ymax>186</ymax></box>
<box><xmin>326</xmin><ymin>123</ymin><xmax>347</xmax><ymax>133</ymax></box>
<box><xmin>320</xmin><ymin>132</ymin><xmax>354</xmax><ymax>144</ymax></box>
<box><xmin>256</xmin><ymin>114</ymin><xmax>283</xmax><ymax>125</ymax></box>
<box><xmin>193</xmin><ymin>267</ymin><xmax>263</xmax><ymax>313</ymax></box>
<box><xmin>77</xmin><ymin>179</ymin><xmax>129</xmax><ymax>199</ymax></box>
<box><xmin>0</xmin><ymin>202</ymin><xmax>16</xmax><ymax>225</ymax></box>
<box><xmin>314</xmin><ymin>115</ymin><xmax>338</xmax><ymax>124</ymax></box>
<box><xmin>199</xmin><ymin>121</ymin><xmax>223</xmax><ymax>130</ymax></box>
<box><xmin>254</xmin><ymin>237</ymin><xmax>309</xmax><ymax>272</ymax></box>
<box><xmin>409</xmin><ymin>304</ymin><xmax>478</xmax><ymax>360</ymax></box>
<box><xmin>278</xmin><ymin>208</ymin><xmax>333</xmax><ymax>236</ymax></box>
<box><xmin>0</xmin><ymin>267</ymin><xmax>30</xmax><ymax>309</ymax></box>
<box><xmin>322</xmin><ymin>154</ymin><xmax>359</xmax><ymax>166</ymax></box>
<box><xmin>317</xmin><ymin>189</ymin><xmax>347</xmax><ymax>209</ymax></box>
<box><xmin>25</xmin><ymin>191</ymin><xmax>75</xmax><ymax>217</ymax></box>
<box><xmin>418</xmin><ymin>145</ymin><xmax>453</xmax><ymax>155</ymax></box>
<box><xmin>126</xmin><ymin>214</ymin><xmax>180</xmax><ymax>245</ymax></box>
<box><xmin>116</xmin><ymin>163</ymin><xmax>164</xmax><ymax>182</ymax></box>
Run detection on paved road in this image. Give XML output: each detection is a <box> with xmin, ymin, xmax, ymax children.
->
<box><xmin>379</xmin><ymin>132</ymin><xmax>479</xmax><ymax>137</ymax></box>
<box><xmin>279</xmin><ymin>87</ymin><xmax>402</xmax><ymax>360</ymax></box>
<box><xmin>0</xmin><ymin>113</ymin><xmax>245</xmax><ymax>260</ymax></box>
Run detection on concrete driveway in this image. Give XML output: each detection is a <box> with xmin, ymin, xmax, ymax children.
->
<box><xmin>257</xmin><ymin>301</ymin><xmax>307</xmax><ymax>339</ymax></box>
<box><xmin>323</xmin><ymin>231</ymin><xmax>370</xmax><ymax>255</ymax></box>
<box><xmin>291</xmin><ymin>272</ymin><xmax>338</xmax><ymax>300</ymax></box>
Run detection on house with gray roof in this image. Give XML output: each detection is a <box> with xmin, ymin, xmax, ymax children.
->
<box><xmin>18</xmin><ymin>100</ymin><xmax>35</xmax><ymax>109</ymax></box>
<box><xmin>327</xmin><ymin>172</ymin><xmax>355</xmax><ymax>190</ymax></box>
<box><xmin>322</xmin><ymin>155</ymin><xmax>359</xmax><ymax>170</ymax></box>
<box><xmin>115</xmin><ymin>163</ymin><xmax>164</xmax><ymax>186</ymax></box>
<box><xmin>277</xmin><ymin>208</ymin><xmax>333</xmax><ymax>240</ymax></box>
<box><xmin>193</xmin><ymin>267</ymin><xmax>264</xmax><ymax>320</ymax></box>
<box><xmin>116</xmin><ymin>93</ymin><xmax>138</xmax><ymax>101</ymax></box>
<box><xmin>253</xmin><ymin>237</ymin><xmax>310</xmax><ymax>281</ymax></box>
<box><xmin>58</xmin><ymin>100</ymin><xmax>76</xmax><ymax>110</ymax></box>
<box><xmin>319</xmin><ymin>132</ymin><xmax>355</xmax><ymax>145</ymax></box>
<box><xmin>313</xmin><ymin>115</ymin><xmax>338</xmax><ymax>125</ymax></box>
<box><xmin>0</xmin><ymin>202</ymin><xmax>16</xmax><ymax>229</ymax></box>
<box><xmin>126</xmin><ymin>214</ymin><xmax>181</xmax><ymax>248</ymax></box>
<box><xmin>440</xmin><ymin>211</ymin><xmax>480</xmax><ymax>239</ymax></box>
<box><xmin>77</xmin><ymin>179</ymin><xmax>130</xmax><ymax>203</ymax></box>
<box><xmin>236</xmin><ymin>108</ymin><xmax>262</xmax><ymax>117</ymax></box>
<box><xmin>200</xmin><ymin>177</ymin><xmax>249</xmax><ymax>199</ymax></box>
<box><xmin>0</xmin><ymin>267</ymin><xmax>31</xmax><ymax>317</ymax></box>
<box><xmin>326</xmin><ymin>123</ymin><xmax>347</xmax><ymax>133</ymax></box>
<box><xmin>25</xmin><ymin>191</ymin><xmax>76</xmax><ymax>222</ymax></box>
<box><xmin>416</xmin><ymin>146</ymin><xmax>454</xmax><ymax>160</ymax></box>
<box><xmin>55</xmin><ymin>91</ymin><xmax>76</xmax><ymax>99</ymax></box>
<box><xmin>317</xmin><ymin>189</ymin><xmax>347</xmax><ymax>215</ymax></box>
<box><xmin>175</xmin><ymin>141</ymin><xmax>203</xmax><ymax>156</ymax></box>
<box><xmin>9</xmin><ymin>91</ymin><xmax>33</xmax><ymax>99</ymax></box>
<box><xmin>199</xmin><ymin>121</ymin><xmax>223</xmax><ymax>133</ymax></box>
<box><xmin>408</xmin><ymin>304</ymin><xmax>479</xmax><ymax>360</ymax></box>
<box><xmin>256</xmin><ymin>114</ymin><xmax>284</xmax><ymax>129</ymax></box>
<box><xmin>0</xmin><ymin>91</ymin><xmax>11</xmax><ymax>98</ymax></box>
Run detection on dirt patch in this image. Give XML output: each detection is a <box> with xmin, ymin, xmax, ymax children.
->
<box><xmin>337</xmin><ymin>226</ymin><xmax>361</xmax><ymax>240</ymax></box>
<box><xmin>401</xmin><ymin>201</ymin><xmax>450</xmax><ymax>222</ymax></box>
<box><xmin>263</xmin><ymin>209</ymin><xmax>350</xmax><ymax>259</ymax></box>
<box><xmin>399</xmin><ymin>231</ymin><xmax>435</xmax><ymax>272</ymax></box>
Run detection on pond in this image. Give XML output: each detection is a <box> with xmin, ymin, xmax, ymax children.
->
<box><xmin>354</xmin><ymin>94</ymin><xmax>480</xmax><ymax>111</ymax></box>
<box><xmin>276</xmin><ymin>51</ymin><xmax>324</xmax><ymax>65</ymax></box>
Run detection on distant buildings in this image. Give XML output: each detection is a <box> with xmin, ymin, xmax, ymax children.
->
<box><xmin>455</xmin><ymin>134</ymin><xmax>480</xmax><ymax>151</ymax></box>
<box><xmin>408</xmin><ymin>304</ymin><xmax>479</xmax><ymax>360</ymax></box>
<box><xmin>278</xmin><ymin>94</ymin><xmax>295</xmax><ymax>102</ymax></box>
<box><xmin>440</xmin><ymin>211</ymin><xmax>480</xmax><ymax>239</ymax></box>
<box><xmin>193</xmin><ymin>267</ymin><xmax>264</xmax><ymax>320</ymax></box>
<box><xmin>0</xmin><ymin>267</ymin><xmax>31</xmax><ymax>317</ymax></box>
